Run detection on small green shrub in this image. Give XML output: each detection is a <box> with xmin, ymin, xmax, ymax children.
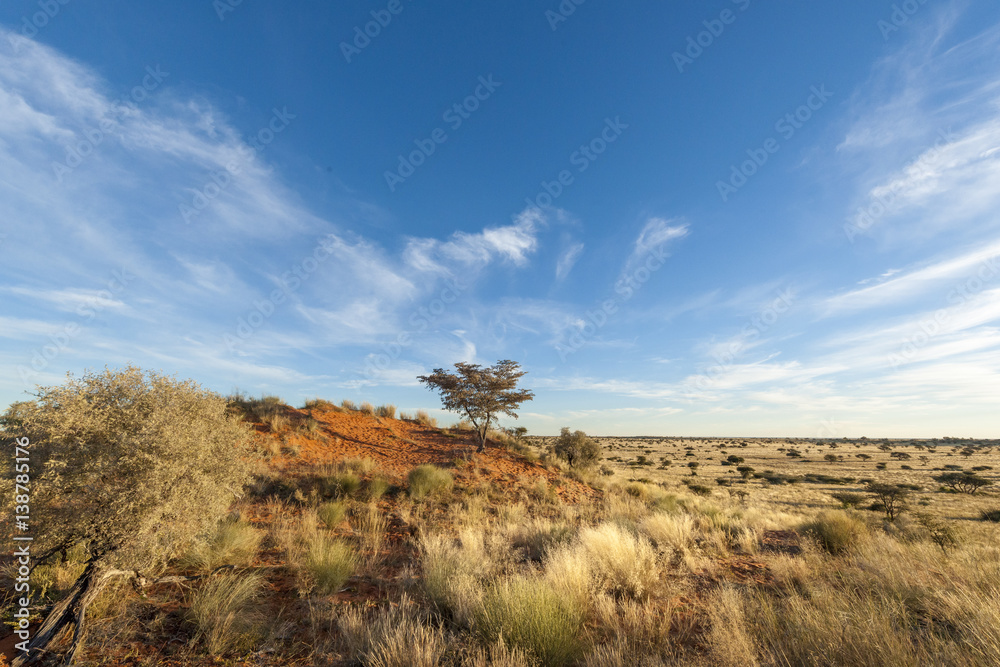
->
<box><xmin>475</xmin><ymin>576</ymin><xmax>584</xmax><ymax>666</ymax></box>
<box><xmin>408</xmin><ymin>465</ymin><xmax>454</xmax><ymax>500</ymax></box>
<box><xmin>830</xmin><ymin>492</ymin><xmax>866</xmax><ymax>508</ymax></box>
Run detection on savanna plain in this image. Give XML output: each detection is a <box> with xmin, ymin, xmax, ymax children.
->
<box><xmin>2</xmin><ymin>371</ymin><xmax>999</xmax><ymax>666</ymax></box>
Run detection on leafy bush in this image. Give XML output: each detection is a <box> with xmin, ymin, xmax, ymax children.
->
<box><xmin>475</xmin><ymin>576</ymin><xmax>584</xmax><ymax>666</ymax></box>
<box><xmin>551</xmin><ymin>427</ymin><xmax>603</xmax><ymax>468</ymax></box>
<box><xmin>0</xmin><ymin>366</ymin><xmax>256</xmax><ymax>575</ymax></box>
<box><xmin>408</xmin><ymin>465</ymin><xmax>454</xmax><ymax>499</ymax></box>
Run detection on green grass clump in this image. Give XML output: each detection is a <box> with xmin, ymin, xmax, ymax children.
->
<box><xmin>408</xmin><ymin>465</ymin><xmax>454</xmax><ymax>500</ymax></box>
<box><xmin>475</xmin><ymin>576</ymin><xmax>585</xmax><ymax>666</ymax></box>
<box><xmin>802</xmin><ymin>511</ymin><xmax>867</xmax><ymax>555</ymax></box>
<box><xmin>367</xmin><ymin>477</ymin><xmax>391</xmax><ymax>500</ymax></box>
<box><xmin>325</xmin><ymin>472</ymin><xmax>362</xmax><ymax>498</ymax></box>
<box><xmin>305</xmin><ymin>535</ymin><xmax>358</xmax><ymax>594</ymax></box>
<box><xmin>183</xmin><ymin>518</ymin><xmax>263</xmax><ymax>573</ymax></box>
<box><xmin>187</xmin><ymin>572</ymin><xmax>265</xmax><ymax>655</ymax></box>
<box><xmin>318</xmin><ymin>501</ymin><xmax>349</xmax><ymax>529</ymax></box>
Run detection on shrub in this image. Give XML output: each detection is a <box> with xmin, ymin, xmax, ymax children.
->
<box><xmin>551</xmin><ymin>428</ymin><xmax>602</xmax><ymax>468</ymax></box>
<box><xmin>304</xmin><ymin>535</ymin><xmax>357</xmax><ymax>594</ymax></box>
<box><xmin>980</xmin><ymin>509</ymin><xmax>1000</xmax><ymax>523</ymax></box>
<box><xmin>341</xmin><ymin>399</ymin><xmax>357</xmax><ymax>410</ymax></box>
<box><xmin>932</xmin><ymin>472</ymin><xmax>993</xmax><ymax>495</ymax></box>
<box><xmin>359</xmin><ymin>402</ymin><xmax>375</xmax><ymax>415</ymax></box>
<box><xmin>475</xmin><ymin>576</ymin><xmax>584</xmax><ymax>666</ymax></box>
<box><xmin>1</xmin><ymin>366</ymin><xmax>257</xmax><ymax>660</ymax></box>
<box><xmin>375</xmin><ymin>404</ymin><xmax>397</xmax><ymax>419</ymax></box>
<box><xmin>187</xmin><ymin>572</ymin><xmax>264</xmax><ymax>656</ymax></box>
<box><xmin>802</xmin><ymin>511</ymin><xmax>867</xmax><ymax>555</ymax></box>
<box><xmin>408</xmin><ymin>465</ymin><xmax>454</xmax><ymax>499</ymax></box>
<box><xmin>415</xmin><ymin>410</ymin><xmax>437</xmax><ymax>428</ymax></box>
<box><xmin>830</xmin><ymin>492</ymin><xmax>866</xmax><ymax>509</ymax></box>
<box><xmin>317</xmin><ymin>501</ymin><xmax>348</xmax><ymax>529</ymax></box>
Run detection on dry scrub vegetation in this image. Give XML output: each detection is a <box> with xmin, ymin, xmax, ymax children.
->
<box><xmin>2</xmin><ymin>375</ymin><xmax>999</xmax><ymax>666</ymax></box>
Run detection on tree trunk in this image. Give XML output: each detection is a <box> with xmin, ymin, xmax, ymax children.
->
<box><xmin>13</xmin><ymin>562</ymin><xmax>117</xmax><ymax>667</ymax></box>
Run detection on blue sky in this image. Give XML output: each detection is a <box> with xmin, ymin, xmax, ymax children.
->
<box><xmin>1</xmin><ymin>1</ymin><xmax>999</xmax><ymax>437</ymax></box>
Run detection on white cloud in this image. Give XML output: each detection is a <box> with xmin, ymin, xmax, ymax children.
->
<box><xmin>555</xmin><ymin>242</ymin><xmax>584</xmax><ymax>280</ymax></box>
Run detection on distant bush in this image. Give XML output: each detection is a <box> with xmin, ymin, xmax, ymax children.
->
<box><xmin>830</xmin><ymin>492</ymin><xmax>866</xmax><ymax>509</ymax></box>
<box><xmin>980</xmin><ymin>509</ymin><xmax>1000</xmax><ymax>523</ymax></box>
<box><xmin>408</xmin><ymin>465</ymin><xmax>454</xmax><ymax>500</ymax></box>
<box><xmin>932</xmin><ymin>472</ymin><xmax>993</xmax><ymax>495</ymax></box>
<box><xmin>375</xmin><ymin>404</ymin><xmax>397</xmax><ymax>419</ymax></box>
<box><xmin>415</xmin><ymin>410</ymin><xmax>438</xmax><ymax>428</ymax></box>
<box><xmin>359</xmin><ymin>402</ymin><xmax>375</xmax><ymax>415</ymax></box>
<box><xmin>865</xmin><ymin>482</ymin><xmax>908</xmax><ymax>520</ymax></box>
<box><xmin>341</xmin><ymin>399</ymin><xmax>357</xmax><ymax>410</ymax></box>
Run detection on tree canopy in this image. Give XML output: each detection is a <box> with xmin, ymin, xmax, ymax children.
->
<box><xmin>418</xmin><ymin>360</ymin><xmax>534</xmax><ymax>452</ymax></box>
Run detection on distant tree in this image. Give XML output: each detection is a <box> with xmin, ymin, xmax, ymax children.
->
<box><xmin>687</xmin><ymin>461</ymin><xmax>700</xmax><ymax>476</ymax></box>
<box><xmin>823</xmin><ymin>454</ymin><xmax>838</xmax><ymax>463</ymax></box>
<box><xmin>418</xmin><ymin>360</ymin><xmax>534</xmax><ymax>453</ymax></box>
<box><xmin>933</xmin><ymin>472</ymin><xmax>993</xmax><ymax>495</ymax></box>
<box><xmin>736</xmin><ymin>465</ymin><xmax>755</xmax><ymax>480</ymax></box>
<box><xmin>865</xmin><ymin>481</ymin><xmax>909</xmax><ymax>520</ymax></box>
<box><xmin>890</xmin><ymin>452</ymin><xmax>912</xmax><ymax>461</ymax></box>
<box><xmin>918</xmin><ymin>455</ymin><xmax>930</xmax><ymax>466</ymax></box>
<box><xmin>856</xmin><ymin>453</ymin><xmax>872</xmax><ymax>462</ymax></box>
<box><xmin>551</xmin><ymin>428</ymin><xmax>602</xmax><ymax>468</ymax></box>
<box><xmin>1</xmin><ymin>366</ymin><xmax>256</xmax><ymax>665</ymax></box>
<box><xmin>726</xmin><ymin>454</ymin><xmax>745</xmax><ymax>464</ymax></box>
